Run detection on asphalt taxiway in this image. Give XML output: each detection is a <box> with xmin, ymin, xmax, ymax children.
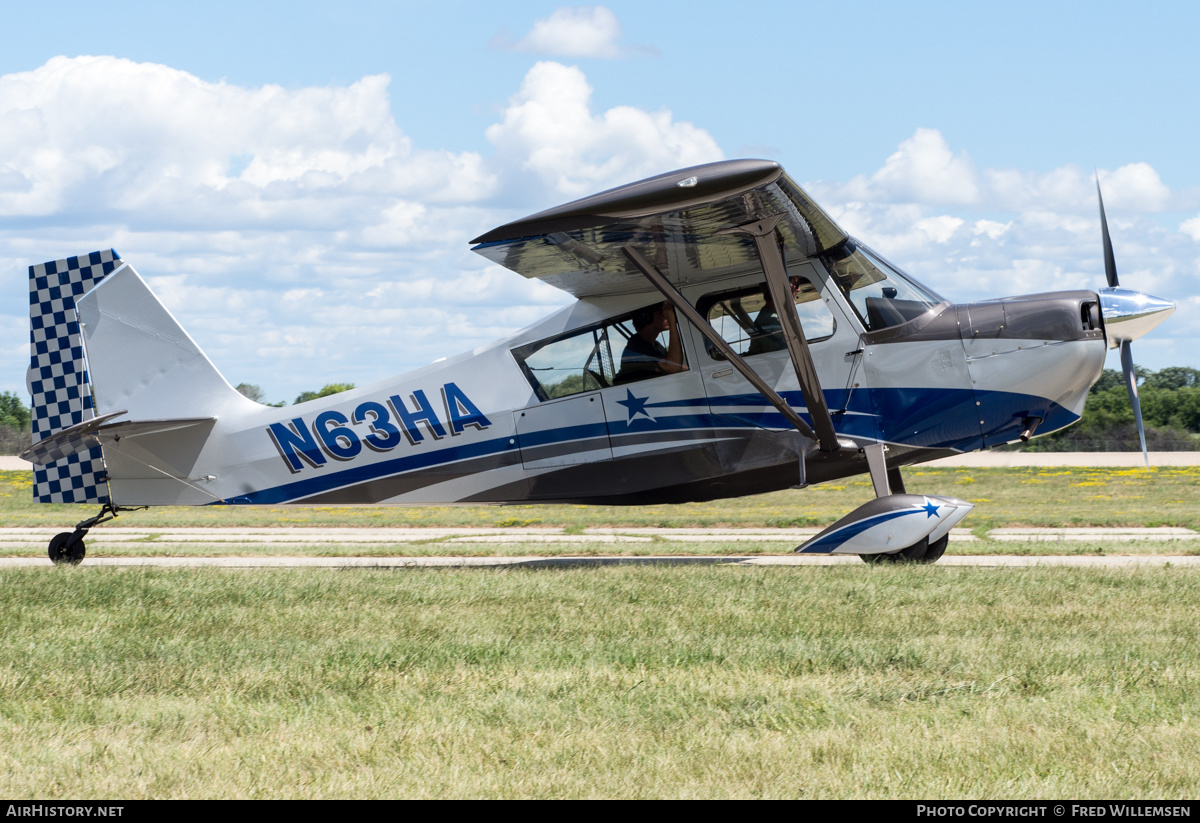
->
<box><xmin>0</xmin><ymin>526</ymin><xmax>1195</xmax><ymax>567</ymax></box>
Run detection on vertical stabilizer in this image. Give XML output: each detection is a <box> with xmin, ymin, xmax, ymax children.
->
<box><xmin>76</xmin><ymin>263</ymin><xmax>251</xmax><ymax>420</ymax></box>
<box><xmin>27</xmin><ymin>250</ymin><xmax>122</xmax><ymax>503</ymax></box>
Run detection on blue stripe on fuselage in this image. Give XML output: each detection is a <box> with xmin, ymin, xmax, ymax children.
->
<box><xmin>228</xmin><ymin>435</ymin><xmax>519</xmax><ymax>505</ymax></box>
<box><xmin>221</xmin><ymin>387</ymin><xmax>1076</xmax><ymax>505</ymax></box>
<box><xmin>516</xmin><ymin>421</ymin><xmax>608</xmax><ymax>447</ymax></box>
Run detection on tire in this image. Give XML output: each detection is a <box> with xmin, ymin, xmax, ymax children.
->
<box><xmin>860</xmin><ymin>537</ymin><xmax>929</xmax><ymax>564</ymax></box>
<box><xmin>48</xmin><ymin>532</ymin><xmax>86</xmax><ymax>566</ymax></box>
<box><xmin>922</xmin><ymin>533</ymin><xmax>949</xmax><ymax>564</ymax></box>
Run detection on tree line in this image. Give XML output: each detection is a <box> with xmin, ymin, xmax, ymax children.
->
<box><xmin>1019</xmin><ymin>366</ymin><xmax>1200</xmax><ymax>452</ymax></box>
<box><xmin>0</xmin><ymin>391</ymin><xmax>31</xmax><ymax>454</ymax></box>
<box><xmin>233</xmin><ymin>382</ymin><xmax>356</xmax><ymax>407</ymax></box>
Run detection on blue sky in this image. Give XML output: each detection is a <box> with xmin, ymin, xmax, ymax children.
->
<box><xmin>3</xmin><ymin>1</ymin><xmax>1198</xmax><ymax>403</ymax></box>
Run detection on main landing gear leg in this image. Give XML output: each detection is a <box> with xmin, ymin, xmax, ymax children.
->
<box><xmin>47</xmin><ymin>502</ymin><xmax>144</xmax><ymax>566</ymax></box>
<box><xmin>793</xmin><ymin>447</ymin><xmax>971</xmax><ymax>561</ymax></box>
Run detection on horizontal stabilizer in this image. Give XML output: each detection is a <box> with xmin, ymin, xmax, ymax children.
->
<box><xmin>20</xmin><ymin>412</ymin><xmax>215</xmax><ymax>465</ymax></box>
<box><xmin>20</xmin><ymin>410</ymin><xmax>127</xmax><ymax>465</ymax></box>
<box><xmin>796</xmin><ymin>494</ymin><xmax>974</xmax><ymax>555</ymax></box>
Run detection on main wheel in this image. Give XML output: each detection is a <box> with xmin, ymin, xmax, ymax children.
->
<box><xmin>860</xmin><ymin>537</ymin><xmax>929</xmax><ymax>564</ymax></box>
<box><xmin>922</xmin><ymin>533</ymin><xmax>949</xmax><ymax>563</ymax></box>
<box><xmin>48</xmin><ymin>532</ymin><xmax>86</xmax><ymax>566</ymax></box>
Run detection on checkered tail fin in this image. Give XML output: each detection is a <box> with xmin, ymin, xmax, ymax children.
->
<box><xmin>27</xmin><ymin>250</ymin><xmax>122</xmax><ymax>503</ymax></box>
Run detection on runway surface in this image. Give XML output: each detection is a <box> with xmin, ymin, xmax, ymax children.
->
<box><xmin>2</xmin><ymin>525</ymin><xmax>1198</xmax><ymax>547</ymax></box>
<box><xmin>2</xmin><ymin>555</ymin><xmax>1198</xmax><ymax>567</ymax></box>
<box><xmin>1</xmin><ymin>526</ymin><xmax>1196</xmax><ymax>567</ymax></box>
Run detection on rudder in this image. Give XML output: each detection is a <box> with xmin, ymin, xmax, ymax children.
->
<box><xmin>27</xmin><ymin>250</ymin><xmax>122</xmax><ymax>503</ymax></box>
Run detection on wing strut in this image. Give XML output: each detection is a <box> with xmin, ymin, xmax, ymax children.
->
<box><xmin>621</xmin><ymin>245</ymin><xmax>819</xmax><ymax>443</ymax></box>
<box><xmin>720</xmin><ymin>216</ymin><xmax>840</xmax><ymax>452</ymax></box>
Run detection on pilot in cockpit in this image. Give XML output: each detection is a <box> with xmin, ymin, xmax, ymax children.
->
<box><xmin>614</xmin><ymin>302</ymin><xmax>689</xmax><ymax>384</ymax></box>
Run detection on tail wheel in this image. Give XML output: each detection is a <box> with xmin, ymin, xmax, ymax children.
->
<box><xmin>861</xmin><ymin>535</ymin><xmax>943</xmax><ymax>565</ymax></box>
<box><xmin>48</xmin><ymin>532</ymin><xmax>86</xmax><ymax>566</ymax></box>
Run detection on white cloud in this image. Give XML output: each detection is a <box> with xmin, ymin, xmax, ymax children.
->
<box><xmin>2</xmin><ymin>61</ymin><xmax>1196</xmax><ymax>404</ymax></box>
<box><xmin>1098</xmin><ymin>163</ymin><xmax>1172</xmax><ymax>212</ymax></box>
<box><xmin>1179</xmin><ymin>214</ymin><xmax>1200</xmax><ymax>241</ymax></box>
<box><xmin>914</xmin><ymin>216</ymin><xmax>964</xmax><ymax>244</ymax></box>
<box><xmin>497</xmin><ymin>6</ymin><xmax>655</xmax><ymax>59</ymax></box>
<box><xmin>485</xmin><ymin>61</ymin><xmax>722</xmax><ymax>199</ymax></box>
<box><xmin>973</xmin><ymin>220</ymin><xmax>1011</xmax><ymax>240</ymax></box>
<box><xmin>812</xmin><ymin>128</ymin><xmax>1184</xmax><ymax>218</ymax></box>
<box><xmin>822</xmin><ymin>129</ymin><xmax>979</xmax><ymax>206</ymax></box>
<box><xmin>1</xmin><ymin>56</ymin><xmax>733</xmax><ymax>400</ymax></box>
<box><xmin>0</xmin><ymin>56</ymin><xmax>496</xmax><ymax>226</ymax></box>
<box><xmin>803</xmin><ymin>128</ymin><xmax>1199</xmax><ymax>361</ymax></box>
<box><xmin>870</xmin><ymin>128</ymin><xmax>980</xmax><ymax>205</ymax></box>
<box><xmin>984</xmin><ymin>165</ymin><xmax>1092</xmax><ymax>212</ymax></box>
<box><xmin>978</xmin><ymin>160</ymin><xmax>1171</xmax><ymax>213</ymax></box>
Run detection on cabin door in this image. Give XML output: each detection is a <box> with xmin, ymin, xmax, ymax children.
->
<box><xmin>514</xmin><ymin>392</ymin><xmax>614</xmax><ymax>470</ymax></box>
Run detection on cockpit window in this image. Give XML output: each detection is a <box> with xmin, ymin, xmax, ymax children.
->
<box><xmin>511</xmin><ymin>306</ymin><xmax>689</xmax><ymax>401</ymax></box>
<box><xmin>823</xmin><ymin>241</ymin><xmax>942</xmax><ymax>331</ymax></box>
<box><xmin>699</xmin><ymin>274</ymin><xmax>835</xmax><ymax>360</ymax></box>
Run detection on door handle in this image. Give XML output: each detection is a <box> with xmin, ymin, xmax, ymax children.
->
<box><xmin>710</xmin><ymin>368</ymin><xmax>734</xmax><ymax>379</ymax></box>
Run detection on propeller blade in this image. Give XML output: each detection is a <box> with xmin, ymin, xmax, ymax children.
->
<box><xmin>1097</xmin><ymin>177</ymin><xmax>1120</xmax><ymax>288</ymax></box>
<box><xmin>1119</xmin><ymin>341</ymin><xmax>1149</xmax><ymax>468</ymax></box>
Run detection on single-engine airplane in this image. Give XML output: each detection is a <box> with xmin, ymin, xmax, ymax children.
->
<box><xmin>22</xmin><ymin>159</ymin><xmax>1175</xmax><ymax>564</ymax></box>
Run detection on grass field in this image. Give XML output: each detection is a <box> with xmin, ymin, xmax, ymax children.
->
<box><xmin>2</xmin><ymin>564</ymin><xmax>1198</xmax><ymax>799</ymax></box>
<box><xmin>3</xmin><ymin>466</ymin><xmax>1199</xmax><ymax>799</ymax></box>
<box><xmin>2</xmin><ymin>465</ymin><xmax>1198</xmax><ymax>532</ymax></box>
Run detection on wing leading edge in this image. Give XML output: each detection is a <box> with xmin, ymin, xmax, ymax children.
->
<box><xmin>470</xmin><ymin>159</ymin><xmax>848</xmax><ymax>299</ymax></box>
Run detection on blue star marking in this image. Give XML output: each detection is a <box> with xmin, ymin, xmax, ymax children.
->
<box><xmin>921</xmin><ymin>500</ymin><xmax>941</xmax><ymax>518</ymax></box>
<box><xmin>616</xmin><ymin>388</ymin><xmax>653</xmax><ymax>421</ymax></box>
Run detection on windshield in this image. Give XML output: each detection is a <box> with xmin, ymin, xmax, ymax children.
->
<box><xmin>823</xmin><ymin>241</ymin><xmax>942</xmax><ymax>331</ymax></box>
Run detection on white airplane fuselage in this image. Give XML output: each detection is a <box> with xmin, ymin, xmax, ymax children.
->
<box><xmin>81</xmin><ymin>259</ymin><xmax>1107</xmax><ymax>508</ymax></box>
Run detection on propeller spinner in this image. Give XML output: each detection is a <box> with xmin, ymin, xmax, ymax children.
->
<box><xmin>1095</xmin><ymin>178</ymin><xmax>1176</xmax><ymax>467</ymax></box>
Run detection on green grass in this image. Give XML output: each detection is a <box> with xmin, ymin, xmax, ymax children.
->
<box><xmin>2</xmin><ymin>465</ymin><xmax>1199</xmax><ymax>531</ymax></box>
<box><xmin>2</xmin><ymin>565</ymin><xmax>1198</xmax><ymax>798</ymax></box>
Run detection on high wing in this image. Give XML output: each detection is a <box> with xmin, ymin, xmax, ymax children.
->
<box><xmin>474</xmin><ymin>159</ymin><xmax>847</xmax><ymax>452</ymax></box>
<box><xmin>470</xmin><ymin>159</ymin><xmax>848</xmax><ymax>299</ymax></box>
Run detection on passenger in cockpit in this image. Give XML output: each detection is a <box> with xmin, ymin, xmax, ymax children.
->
<box><xmin>614</xmin><ymin>302</ymin><xmax>688</xmax><ymax>384</ymax></box>
<box><xmin>747</xmin><ymin>276</ymin><xmax>802</xmax><ymax>355</ymax></box>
